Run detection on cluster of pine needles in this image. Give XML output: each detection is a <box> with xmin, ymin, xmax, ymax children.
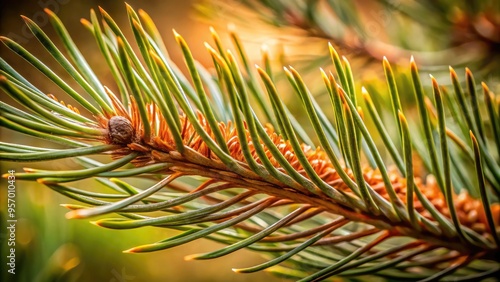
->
<box><xmin>0</xmin><ymin>4</ymin><xmax>499</xmax><ymax>281</ymax></box>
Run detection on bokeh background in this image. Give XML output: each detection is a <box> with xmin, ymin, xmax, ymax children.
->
<box><xmin>0</xmin><ymin>1</ymin><xmax>284</xmax><ymax>281</ymax></box>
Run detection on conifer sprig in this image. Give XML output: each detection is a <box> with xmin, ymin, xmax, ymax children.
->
<box><xmin>1</xmin><ymin>4</ymin><xmax>499</xmax><ymax>281</ymax></box>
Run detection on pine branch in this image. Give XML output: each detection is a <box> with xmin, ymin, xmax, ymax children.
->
<box><xmin>1</xmin><ymin>4</ymin><xmax>499</xmax><ymax>281</ymax></box>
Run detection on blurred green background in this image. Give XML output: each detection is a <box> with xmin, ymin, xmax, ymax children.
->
<box><xmin>0</xmin><ymin>1</ymin><xmax>285</xmax><ymax>281</ymax></box>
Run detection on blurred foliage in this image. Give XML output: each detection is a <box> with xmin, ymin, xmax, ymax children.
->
<box><xmin>198</xmin><ymin>0</ymin><xmax>500</xmax><ymax>85</ymax></box>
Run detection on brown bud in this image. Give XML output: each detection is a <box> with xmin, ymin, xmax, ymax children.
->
<box><xmin>108</xmin><ymin>116</ymin><xmax>134</xmax><ymax>145</ymax></box>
